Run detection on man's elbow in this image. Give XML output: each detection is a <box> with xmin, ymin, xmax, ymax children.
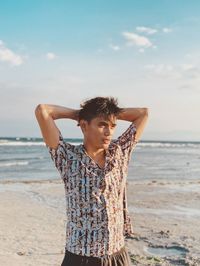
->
<box><xmin>142</xmin><ymin>108</ymin><xmax>149</xmax><ymax>116</ymax></box>
<box><xmin>35</xmin><ymin>104</ymin><xmax>46</xmax><ymax>114</ymax></box>
<box><xmin>35</xmin><ymin>104</ymin><xmax>48</xmax><ymax>121</ymax></box>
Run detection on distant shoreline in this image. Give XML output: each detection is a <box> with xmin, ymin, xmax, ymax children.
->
<box><xmin>0</xmin><ymin>137</ymin><xmax>200</xmax><ymax>143</ymax></box>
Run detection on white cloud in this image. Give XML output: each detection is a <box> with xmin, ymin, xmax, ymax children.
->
<box><xmin>144</xmin><ymin>64</ymin><xmax>174</xmax><ymax>71</ymax></box>
<box><xmin>109</xmin><ymin>43</ymin><xmax>120</xmax><ymax>51</ymax></box>
<box><xmin>180</xmin><ymin>64</ymin><xmax>200</xmax><ymax>79</ymax></box>
<box><xmin>0</xmin><ymin>40</ymin><xmax>23</xmax><ymax>66</ymax></box>
<box><xmin>46</xmin><ymin>52</ymin><xmax>57</xmax><ymax>60</ymax></box>
<box><xmin>136</xmin><ymin>26</ymin><xmax>173</xmax><ymax>35</ymax></box>
<box><xmin>136</xmin><ymin>26</ymin><xmax>158</xmax><ymax>35</ymax></box>
<box><xmin>144</xmin><ymin>64</ymin><xmax>174</xmax><ymax>75</ymax></box>
<box><xmin>143</xmin><ymin>63</ymin><xmax>182</xmax><ymax>79</ymax></box>
<box><xmin>122</xmin><ymin>31</ymin><xmax>153</xmax><ymax>48</ymax></box>
<box><xmin>144</xmin><ymin>63</ymin><xmax>200</xmax><ymax>81</ymax></box>
<box><xmin>162</xmin><ymin>27</ymin><xmax>173</xmax><ymax>33</ymax></box>
<box><xmin>180</xmin><ymin>64</ymin><xmax>195</xmax><ymax>71</ymax></box>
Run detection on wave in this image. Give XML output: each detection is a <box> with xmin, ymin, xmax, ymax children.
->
<box><xmin>0</xmin><ymin>141</ymin><xmax>45</xmax><ymax>146</ymax></box>
<box><xmin>138</xmin><ymin>142</ymin><xmax>200</xmax><ymax>148</ymax></box>
<box><xmin>0</xmin><ymin>141</ymin><xmax>199</xmax><ymax>148</ymax></box>
<box><xmin>0</xmin><ymin>140</ymin><xmax>81</xmax><ymax>146</ymax></box>
<box><xmin>0</xmin><ymin>161</ymin><xmax>29</xmax><ymax>167</ymax></box>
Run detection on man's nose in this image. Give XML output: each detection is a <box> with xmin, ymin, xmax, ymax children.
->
<box><xmin>104</xmin><ymin>127</ymin><xmax>111</xmax><ymax>136</ymax></box>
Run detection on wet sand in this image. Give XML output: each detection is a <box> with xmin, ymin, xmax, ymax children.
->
<box><xmin>0</xmin><ymin>178</ymin><xmax>199</xmax><ymax>265</ymax></box>
<box><xmin>126</xmin><ymin>179</ymin><xmax>200</xmax><ymax>265</ymax></box>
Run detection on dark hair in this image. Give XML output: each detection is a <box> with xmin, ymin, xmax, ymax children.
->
<box><xmin>77</xmin><ymin>96</ymin><xmax>122</xmax><ymax>126</ymax></box>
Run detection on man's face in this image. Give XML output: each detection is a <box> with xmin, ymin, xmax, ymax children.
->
<box><xmin>80</xmin><ymin>115</ymin><xmax>117</xmax><ymax>149</ymax></box>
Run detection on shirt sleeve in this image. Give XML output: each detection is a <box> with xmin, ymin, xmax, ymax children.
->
<box><xmin>115</xmin><ymin>122</ymin><xmax>138</xmax><ymax>162</ymax></box>
<box><xmin>123</xmin><ymin>180</ymin><xmax>134</xmax><ymax>238</ymax></box>
<box><xmin>45</xmin><ymin>130</ymin><xmax>73</xmax><ymax>180</ymax></box>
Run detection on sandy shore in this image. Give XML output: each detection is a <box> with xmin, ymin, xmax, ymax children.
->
<box><xmin>0</xmin><ymin>178</ymin><xmax>200</xmax><ymax>266</ymax></box>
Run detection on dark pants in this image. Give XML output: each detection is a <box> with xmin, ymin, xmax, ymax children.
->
<box><xmin>61</xmin><ymin>246</ymin><xmax>131</xmax><ymax>266</ymax></box>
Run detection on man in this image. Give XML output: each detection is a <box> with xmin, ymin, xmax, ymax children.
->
<box><xmin>35</xmin><ymin>96</ymin><xmax>149</xmax><ymax>266</ymax></box>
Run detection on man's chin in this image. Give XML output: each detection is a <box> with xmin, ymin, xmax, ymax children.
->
<box><xmin>102</xmin><ymin>142</ymin><xmax>110</xmax><ymax>147</ymax></box>
<box><xmin>96</xmin><ymin>140</ymin><xmax>111</xmax><ymax>149</ymax></box>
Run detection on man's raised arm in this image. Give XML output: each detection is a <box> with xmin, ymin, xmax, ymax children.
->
<box><xmin>35</xmin><ymin>104</ymin><xmax>79</xmax><ymax>149</ymax></box>
<box><xmin>117</xmin><ymin>107</ymin><xmax>149</xmax><ymax>142</ymax></box>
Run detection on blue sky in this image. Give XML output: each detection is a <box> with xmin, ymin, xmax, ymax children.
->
<box><xmin>0</xmin><ymin>1</ymin><xmax>200</xmax><ymax>141</ymax></box>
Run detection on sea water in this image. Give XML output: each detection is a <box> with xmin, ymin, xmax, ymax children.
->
<box><xmin>0</xmin><ymin>136</ymin><xmax>199</xmax><ymax>183</ymax></box>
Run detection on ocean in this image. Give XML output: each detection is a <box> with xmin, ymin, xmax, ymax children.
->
<box><xmin>0</xmin><ymin>137</ymin><xmax>199</xmax><ymax>183</ymax></box>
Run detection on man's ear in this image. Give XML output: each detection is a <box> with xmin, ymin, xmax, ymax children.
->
<box><xmin>79</xmin><ymin>120</ymin><xmax>87</xmax><ymax>133</ymax></box>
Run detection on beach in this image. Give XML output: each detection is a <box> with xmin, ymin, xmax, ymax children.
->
<box><xmin>0</xmin><ymin>178</ymin><xmax>199</xmax><ymax>266</ymax></box>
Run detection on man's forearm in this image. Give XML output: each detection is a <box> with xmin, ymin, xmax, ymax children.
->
<box><xmin>36</xmin><ymin>104</ymin><xmax>79</xmax><ymax>121</ymax></box>
<box><xmin>117</xmin><ymin>107</ymin><xmax>148</xmax><ymax>122</ymax></box>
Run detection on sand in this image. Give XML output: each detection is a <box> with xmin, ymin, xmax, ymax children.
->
<box><xmin>0</xmin><ymin>178</ymin><xmax>199</xmax><ymax>266</ymax></box>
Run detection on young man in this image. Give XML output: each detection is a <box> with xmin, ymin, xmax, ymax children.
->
<box><xmin>35</xmin><ymin>96</ymin><xmax>149</xmax><ymax>266</ymax></box>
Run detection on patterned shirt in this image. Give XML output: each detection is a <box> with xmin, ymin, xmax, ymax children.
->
<box><xmin>46</xmin><ymin>122</ymin><xmax>138</xmax><ymax>258</ymax></box>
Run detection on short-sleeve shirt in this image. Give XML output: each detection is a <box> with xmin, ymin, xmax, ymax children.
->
<box><xmin>46</xmin><ymin>122</ymin><xmax>138</xmax><ymax>258</ymax></box>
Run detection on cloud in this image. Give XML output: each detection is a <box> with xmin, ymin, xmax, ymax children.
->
<box><xmin>162</xmin><ymin>27</ymin><xmax>173</xmax><ymax>33</ymax></box>
<box><xmin>144</xmin><ymin>64</ymin><xmax>174</xmax><ymax>71</ymax></box>
<box><xmin>136</xmin><ymin>26</ymin><xmax>173</xmax><ymax>35</ymax></box>
<box><xmin>109</xmin><ymin>43</ymin><xmax>120</xmax><ymax>51</ymax></box>
<box><xmin>180</xmin><ymin>64</ymin><xmax>195</xmax><ymax>71</ymax></box>
<box><xmin>144</xmin><ymin>63</ymin><xmax>175</xmax><ymax>77</ymax></box>
<box><xmin>46</xmin><ymin>52</ymin><xmax>57</xmax><ymax>60</ymax></box>
<box><xmin>122</xmin><ymin>31</ymin><xmax>153</xmax><ymax>48</ymax></box>
<box><xmin>0</xmin><ymin>40</ymin><xmax>23</xmax><ymax>66</ymax></box>
<box><xmin>136</xmin><ymin>26</ymin><xmax>158</xmax><ymax>35</ymax></box>
<box><xmin>144</xmin><ymin>63</ymin><xmax>200</xmax><ymax>80</ymax></box>
<box><xmin>120</xmin><ymin>25</ymin><xmax>172</xmax><ymax>52</ymax></box>
<box><xmin>180</xmin><ymin>64</ymin><xmax>200</xmax><ymax>78</ymax></box>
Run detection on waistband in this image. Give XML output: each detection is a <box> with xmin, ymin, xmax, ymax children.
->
<box><xmin>65</xmin><ymin>245</ymin><xmax>127</xmax><ymax>261</ymax></box>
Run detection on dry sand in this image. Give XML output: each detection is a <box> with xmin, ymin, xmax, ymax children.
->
<box><xmin>0</xmin><ymin>178</ymin><xmax>199</xmax><ymax>266</ymax></box>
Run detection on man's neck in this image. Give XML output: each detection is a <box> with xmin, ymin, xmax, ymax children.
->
<box><xmin>83</xmin><ymin>142</ymin><xmax>106</xmax><ymax>158</ymax></box>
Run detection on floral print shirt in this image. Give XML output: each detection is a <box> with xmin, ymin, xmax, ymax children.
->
<box><xmin>46</xmin><ymin>122</ymin><xmax>138</xmax><ymax>258</ymax></box>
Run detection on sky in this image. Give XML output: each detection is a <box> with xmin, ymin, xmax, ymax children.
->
<box><xmin>0</xmin><ymin>0</ymin><xmax>200</xmax><ymax>141</ymax></box>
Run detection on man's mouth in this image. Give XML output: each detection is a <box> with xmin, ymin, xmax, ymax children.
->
<box><xmin>102</xmin><ymin>139</ymin><xmax>111</xmax><ymax>143</ymax></box>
